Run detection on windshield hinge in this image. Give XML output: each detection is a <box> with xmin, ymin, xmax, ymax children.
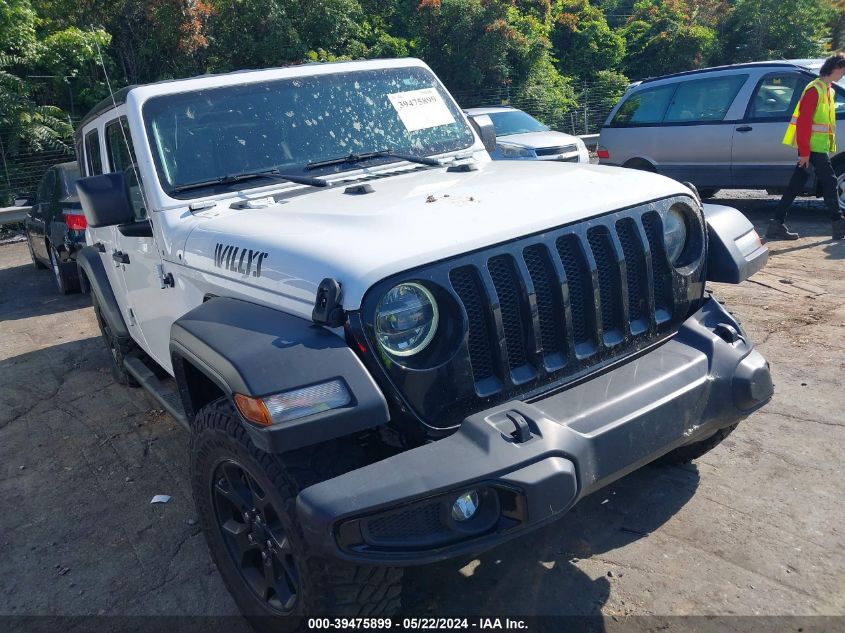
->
<box><xmin>312</xmin><ymin>278</ymin><xmax>345</xmax><ymax>327</ymax></box>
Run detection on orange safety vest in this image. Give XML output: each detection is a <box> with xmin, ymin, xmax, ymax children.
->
<box><xmin>782</xmin><ymin>78</ymin><xmax>836</xmax><ymax>154</ymax></box>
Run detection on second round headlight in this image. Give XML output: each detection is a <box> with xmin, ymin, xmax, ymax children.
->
<box><xmin>663</xmin><ymin>207</ymin><xmax>688</xmax><ymax>265</ymax></box>
<box><xmin>375</xmin><ymin>282</ymin><xmax>439</xmax><ymax>357</ymax></box>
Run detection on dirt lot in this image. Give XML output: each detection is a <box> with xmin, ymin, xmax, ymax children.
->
<box><xmin>1</xmin><ymin>192</ymin><xmax>844</xmax><ymax>624</ymax></box>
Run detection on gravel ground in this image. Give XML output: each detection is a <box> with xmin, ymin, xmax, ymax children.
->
<box><xmin>1</xmin><ymin>190</ymin><xmax>843</xmax><ymax>627</ymax></box>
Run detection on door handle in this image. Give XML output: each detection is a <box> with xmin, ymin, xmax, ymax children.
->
<box><xmin>736</xmin><ymin>125</ymin><xmax>753</xmax><ymax>132</ymax></box>
<box><xmin>112</xmin><ymin>250</ymin><xmax>130</xmax><ymax>264</ymax></box>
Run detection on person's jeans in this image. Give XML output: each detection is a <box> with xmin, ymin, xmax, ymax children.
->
<box><xmin>774</xmin><ymin>152</ymin><xmax>843</xmax><ymax>222</ymax></box>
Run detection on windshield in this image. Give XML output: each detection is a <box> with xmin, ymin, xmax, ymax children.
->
<box><xmin>487</xmin><ymin>110</ymin><xmax>549</xmax><ymax>136</ymax></box>
<box><xmin>142</xmin><ymin>66</ymin><xmax>475</xmax><ymax>197</ymax></box>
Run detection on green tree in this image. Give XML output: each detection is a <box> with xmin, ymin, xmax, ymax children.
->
<box><xmin>622</xmin><ymin>0</ymin><xmax>717</xmax><ymax>79</ymax></box>
<box><xmin>552</xmin><ymin>0</ymin><xmax>626</xmax><ymax>80</ymax></box>
<box><xmin>718</xmin><ymin>0</ymin><xmax>835</xmax><ymax>63</ymax></box>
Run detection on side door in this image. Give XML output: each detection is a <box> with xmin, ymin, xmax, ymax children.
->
<box><xmin>731</xmin><ymin>71</ymin><xmax>812</xmax><ymax>189</ymax></box>
<box><xmin>103</xmin><ymin>115</ymin><xmax>171</xmax><ymax>368</ymax></box>
<box><xmin>27</xmin><ymin>168</ymin><xmax>55</xmax><ymax>261</ymax></box>
<box><xmin>651</xmin><ymin>73</ymin><xmax>749</xmax><ymax>187</ymax></box>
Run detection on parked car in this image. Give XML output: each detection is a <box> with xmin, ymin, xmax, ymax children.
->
<box><xmin>598</xmin><ymin>60</ymin><xmax>845</xmax><ymax>202</ymax></box>
<box><xmin>73</xmin><ymin>58</ymin><xmax>770</xmax><ymax>627</ymax></box>
<box><xmin>25</xmin><ymin>161</ymin><xmax>85</xmax><ymax>293</ymax></box>
<box><xmin>466</xmin><ymin>106</ymin><xmax>589</xmax><ymax>163</ymax></box>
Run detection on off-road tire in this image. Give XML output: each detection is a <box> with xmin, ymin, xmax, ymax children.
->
<box><xmin>27</xmin><ymin>236</ymin><xmax>47</xmax><ymax>269</ymax></box>
<box><xmin>49</xmin><ymin>244</ymin><xmax>80</xmax><ymax>294</ymax></box>
<box><xmin>92</xmin><ymin>293</ymin><xmax>138</xmax><ymax>386</ymax></box>
<box><xmin>658</xmin><ymin>423</ymin><xmax>738</xmax><ymax>465</ymax></box>
<box><xmin>191</xmin><ymin>398</ymin><xmax>402</xmax><ymax>633</ymax></box>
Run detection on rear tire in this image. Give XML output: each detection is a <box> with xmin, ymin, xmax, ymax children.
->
<box><xmin>49</xmin><ymin>244</ymin><xmax>80</xmax><ymax>294</ymax></box>
<box><xmin>658</xmin><ymin>424</ymin><xmax>737</xmax><ymax>465</ymax></box>
<box><xmin>191</xmin><ymin>398</ymin><xmax>402</xmax><ymax>632</ymax></box>
<box><xmin>697</xmin><ymin>188</ymin><xmax>719</xmax><ymax>199</ymax></box>
<box><xmin>834</xmin><ymin>158</ymin><xmax>845</xmax><ymax>212</ymax></box>
<box><xmin>623</xmin><ymin>158</ymin><xmax>657</xmax><ymax>173</ymax></box>
<box><xmin>92</xmin><ymin>293</ymin><xmax>138</xmax><ymax>386</ymax></box>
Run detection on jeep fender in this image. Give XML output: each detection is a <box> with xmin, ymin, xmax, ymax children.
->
<box><xmin>702</xmin><ymin>203</ymin><xmax>768</xmax><ymax>284</ymax></box>
<box><xmin>76</xmin><ymin>245</ymin><xmax>130</xmax><ymax>339</ymax></box>
<box><xmin>170</xmin><ymin>297</ymin><xmax>389</xmax><ymax>453</ymax></box>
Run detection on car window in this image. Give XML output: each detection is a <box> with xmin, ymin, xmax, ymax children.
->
<box><xmin>610</xmin><ymin>85</ymin><xmax>676</xmax><ymax>125</ymax></box>
<box><xmin>834</xmin><ymin>85</ymin><xmax>845</xmax><ymax>117</ymax></box>
<box><xmin>60</xmin><ymin>164</ymin><xmax>81</xmax><ymax>198</ymax></box>
<box><xmin>486</xmin><ymin>110</ymin><xmax>549</xmax><ymax>135</ymax></box>
<box><xmin>36</xmin><ymin>169</ymin><xmax>56</xmax><ymax>204</ymax></box>
<box><xmin>105</xmin><ymin>117</ymin><xmax>137</xmax><ymax>173</ymax></box>
<box><xmin>105</xmin><ymin>117</ymin><xmax>145</xmax><ymax>220</ymax></box>
<box><xmin>84</xmin><ymin>130</ymin><xmax>103</xmax><ymax>176</ymax></box>
<box><xmin>747</xmin><ymin>73</ymin><xmax>810</xmax><ymax>120</ymax></box>
<box><xmin>664</xmin><ymin>75</ymin><xmax>748</xmax><ymax>123</ymax></box>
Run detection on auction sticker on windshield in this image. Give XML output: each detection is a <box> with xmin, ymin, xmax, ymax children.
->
<box><xmin>387</xmin><ymin>88</ymin><xmax>455</xmax><ymax>132</ymax></box>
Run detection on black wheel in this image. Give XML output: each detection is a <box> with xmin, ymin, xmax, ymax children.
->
<box><xmin>697</xmin><ymin>188</ymin><xmax>719</xmax><ymax>199</ymax></box>
<box><xmin>49</xmin><ymin>244</ymin><xmax>80</xmax><ymax>294</ymax></box>
<box><xmin>623</xmin><ymin>158</ymin><xmax>657</xmax><ymax>173</ymax></box>
<box><xmin>658</xmin><ymin>424</ymin><xmax>737</xmax><ymax>465</ymax></box>
<box><xmin>191</xmin><ymin>398</ymin><xmax>402</xmax><ymax>632</ymax></box>
<box><xmin>92</xmin><ymin>294</ymin><xmax>138</xmax><ymax>386</ymax></box>
<box><xmin>834</xmin><ymin>159</ymin><xmax>845</xmax><ymax>212</ymax></box>
<box><xmin>27</xmin><ymin>236</ymin><xmax>47</xmax><ymax>269</ymax></box>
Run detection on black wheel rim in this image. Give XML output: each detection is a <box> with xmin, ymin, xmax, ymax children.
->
<box><xmin>211</xmin><ymin>459</ymin><xmax>300</xmax><ymax>614</ymax></box>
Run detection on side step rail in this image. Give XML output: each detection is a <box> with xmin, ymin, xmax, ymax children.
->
<box><xmin>123</xmin><ymin>352</ymin><xmax>190</xmax><ymax>431</ymax></box>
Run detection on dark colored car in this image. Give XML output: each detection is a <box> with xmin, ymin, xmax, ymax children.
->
<box><xmin>25</xmin><ymin>161</ymin><xmax>86</xmax><ymax>294</ymax></box>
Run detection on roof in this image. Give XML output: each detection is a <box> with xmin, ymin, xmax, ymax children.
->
<box><xmin>638</xmin><ymin>60</ymin><xmax>818</xmax><ymax>85</ymax></box>
<box><xmin>465</xmin><ymin>106</ymin><xmax>518</xmax><ymax>115</ymax></box>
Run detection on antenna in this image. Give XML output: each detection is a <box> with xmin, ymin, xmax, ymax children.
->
<box><xmin>89</xmin><ymin>27</ymin><xmax>157</xmax><ymax>244</ymax></box>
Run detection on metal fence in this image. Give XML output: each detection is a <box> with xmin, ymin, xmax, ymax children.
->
<box><xmin>0</xmin><ymin>80</ymin><xmax>625</xmax><ymax>207</ymax></box>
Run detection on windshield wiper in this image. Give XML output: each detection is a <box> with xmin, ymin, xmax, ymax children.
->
<box><xmin>173</xmin><ymin>168</ymin><xmax>328</xmax><ymax>193</ymax></box>
<box><xmin>304</xmin><ymin>149</ymin><xmax>441</xmax><ymax>171</ymax></box>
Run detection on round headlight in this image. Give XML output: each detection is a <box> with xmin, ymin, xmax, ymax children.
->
<box><xmin>663</xmin><ymin>208</ymin><xmax>688</xmax><ymax>264</ymax></box>
<box><xmin>375</xmin><ymin>282</ymin><xmax>439</xmax><ymax>357</ymax></box>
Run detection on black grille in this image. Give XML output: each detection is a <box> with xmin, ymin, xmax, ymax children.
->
<box><xmin>535</xmin><ymin>144</ymin><xmax>577</xmax><ymax>156</ymax></box>
<box><xmin>366</xmin><ymin>503</ymin><xmax>444</xmax><ymax>543</ymax></box>
<box><xmin>445</xmin><ymin>204</ymin><xmax>698</xmax><ymax>393</ymax></box>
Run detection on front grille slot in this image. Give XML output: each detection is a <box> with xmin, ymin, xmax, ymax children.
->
<box><xmin>523</xmin><ymin>244</ymin><xmax>564</xmax><ymax>362</ymax></box>
<box><xmin>535</xmin><ymin>144</ymin><xmax>577</xmax><ymax>156</ymax></box>
<box><xmin>641</xmin><ymin>211</ymin><xmax>673</xmax><ymax>322</ymax></box>
<box><xmin>556</xmin><ymin>234</ymin><xmax>593</xmax><ymax>349</ymax></box>
<box><xmin>450</xmin><ymin>266</ymin><xmax>496</xmax><ymax>383</ymax></box>
<box><xmin>616</xmin><ymin>218</ymin><xmax>650</xmax><ymax>332</ymax></box>
<box><xmin>587</xmin><ymin>226</ymin><xmax>624</xmax><ymax>340</ymax></box>
<box><xmin>487</xmin><ymin>255</ymin><xmax>529</xmax><ymax>373</ymax></box>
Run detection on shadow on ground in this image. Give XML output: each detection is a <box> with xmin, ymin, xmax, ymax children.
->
<box><xmin>0</xmin><ymin>263</ymin><xmax>90</xmax><ymax>321</ymax></box>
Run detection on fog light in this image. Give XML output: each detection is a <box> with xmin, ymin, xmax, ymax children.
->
<box><xmin>451</xmin><ymin>490</ymin><xmax>480</xmax><ymax>522</ymax></box>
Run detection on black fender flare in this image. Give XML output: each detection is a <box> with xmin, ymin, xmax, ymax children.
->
<box><xmin>170</xmin><ymin>297</ymin><xmax>390</xmax><ymax>453</ymax></box>
<box><xmin>76</xmin><ymin>245</ymin><xmax>130</xmax><ymax>339</ymax></box>
<box><xmin>702</xmin><ymin>203</ymin><xmax>768</xmax><ymax>283</ymax></box>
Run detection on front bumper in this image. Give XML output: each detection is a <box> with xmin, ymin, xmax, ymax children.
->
<box><xmin>296</xmin><ymin>297</ymin><xmax>772</xmax><ymax>565</ymax></box>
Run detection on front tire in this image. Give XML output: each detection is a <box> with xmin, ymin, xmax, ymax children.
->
<box><xmin>92</xmin><ymin>293</ymin><xmax>138</xmax><ymax>386</ymax></box>
<box><xmin>191</xmin><ymin>399</ymin><xmax>402</xmax><ymax>632</ymax></box>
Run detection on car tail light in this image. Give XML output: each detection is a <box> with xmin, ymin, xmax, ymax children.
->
<box><xmin>597</xmin><ymin>146</ymin><xmax>610</xmax><ymax>160</ymax></box>
<box><xmin>63</xmin><ymin>210</ymin><xmax>87</xmax><ymax>231</ymax></box>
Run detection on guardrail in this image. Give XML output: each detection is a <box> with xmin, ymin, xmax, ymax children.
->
<box><xmin>0</xmin><ymin>206</ymin><xmax>31</xmax><ymax>225</ymax></box>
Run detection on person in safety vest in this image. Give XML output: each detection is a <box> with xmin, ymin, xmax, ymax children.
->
<box><xmin>767</xmin><ymin>52</ymin><xmax>845</xmax><ymax>241</ymax></box>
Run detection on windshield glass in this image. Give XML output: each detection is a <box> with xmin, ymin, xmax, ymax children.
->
<box><xmin>142</xmin><ymin>66</ymin><xmax>474</xmax><ymax>197</ymax></box>
<box><xmin>487</xmin><ymin>110</ymin><xmax>549</xmax><ymax>136</ymax></box>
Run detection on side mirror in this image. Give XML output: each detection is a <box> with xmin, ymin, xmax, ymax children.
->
<box><xmin>76</xmin><ymin>173</ymin><xmax>136</xmax><ymax>228</ymax></box>
<box><xmin>467</xmin><ymin>113</ymin><xmax>497</xmax><ymax>153</ymax></box>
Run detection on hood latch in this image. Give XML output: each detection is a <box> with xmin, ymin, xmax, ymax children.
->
<box><xmin>312</xmin><ymin>278</ymin><xmax>346</xmax><ymax>327</ymax></box>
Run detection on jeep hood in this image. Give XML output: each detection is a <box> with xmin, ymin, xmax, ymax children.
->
<box><xmin>182</xmin><ymin>161</ymin><xmax>688</xmax><ymax>314</ymax></box>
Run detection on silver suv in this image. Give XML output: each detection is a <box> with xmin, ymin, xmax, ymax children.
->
<box><xmin>598</xmin><ymin>60</ymin><xmax>845</xmax><ymax>203</ymax></box>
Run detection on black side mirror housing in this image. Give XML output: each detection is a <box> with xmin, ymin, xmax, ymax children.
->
<box><xmin>76</xmin><ymin>173</ymin><xmax>136</xmax><ymax>228</ymax></box>
<box><xmin>467</xmin><ymin>113</ymin><xmax>497</xmax><ymax>153</ymax></box>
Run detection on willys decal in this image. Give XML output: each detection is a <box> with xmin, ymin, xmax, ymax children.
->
<box><xmin>213</xmin><ymin>243</ymin><xmax>269</xmax><ymax>278</ymax></box>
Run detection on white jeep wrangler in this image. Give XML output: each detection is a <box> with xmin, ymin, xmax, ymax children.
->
<box><xmin>73</xmin><ymin>58</ymin><xmax>772</xmax><ymax>628</ymax></box>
